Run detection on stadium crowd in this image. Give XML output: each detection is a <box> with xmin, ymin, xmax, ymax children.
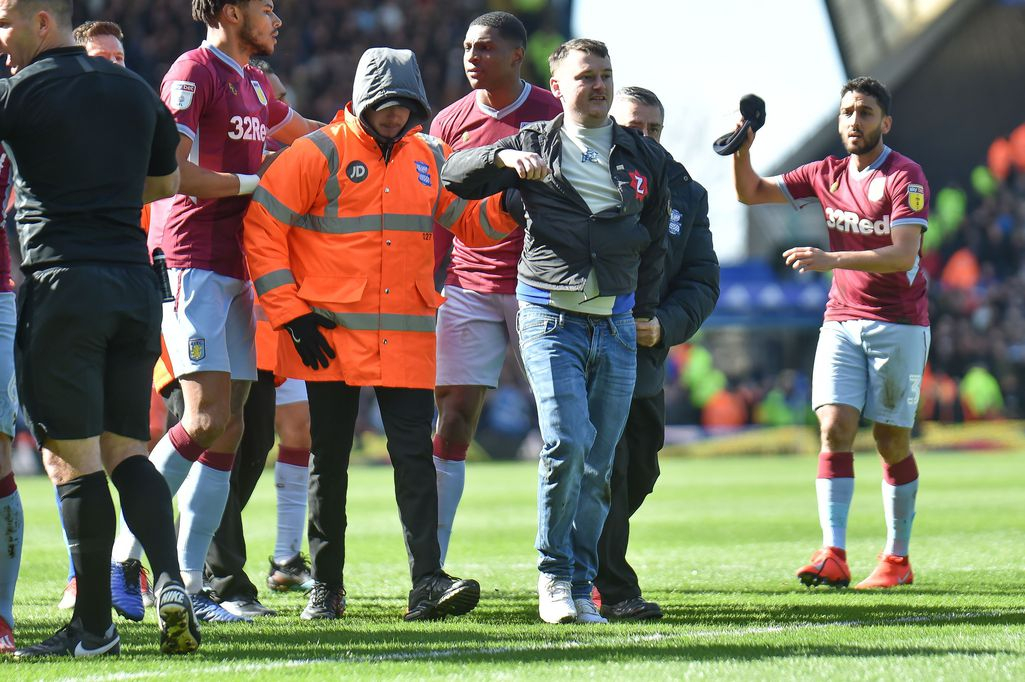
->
<box><xmin>77</xmin><ymin>0</ymin><xmax>566</xmax><ymax>123</ymax></box>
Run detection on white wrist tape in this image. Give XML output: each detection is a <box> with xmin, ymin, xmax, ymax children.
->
<box><xmin>236</xmin><ymin>173</ymin><xmax>260</xmax><ymax>196</ymax></box>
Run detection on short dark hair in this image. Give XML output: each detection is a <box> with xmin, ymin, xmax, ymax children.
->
<box><xmin>548</xmin><ymin>38</ymin><xmax>609</xmax><ymax>75</ymax></box>
<box><xmin>17</xmin><ymin>0</ymin><xmax>72</xmax><ymax>26</ymax></box>
<box><xmin>616</xmin><ymin>86</ymin><xmax>664</xmax><ymax>119</ymax></box>
<box><xmin>73</xmin><ymin>20</ymin><xmax>124</xmax><ymax>45</ymax></box>
<box><xmin>468</xmin><ymin>11</ymin><xmax>527</xmax><ymax>48</ymax></box>
<box><xmin>192</xmin><ymin>0</ymin><xmax>252</xmax><ymax>27</ymax></box>
<box><xmin>841</xmin><ymin>76</ymin><xmax>892</xmax><ymax>116</ymax></box>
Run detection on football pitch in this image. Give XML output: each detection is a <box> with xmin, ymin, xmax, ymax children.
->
<box><xmin>3</xmin><ymin>450</ymin><xmax>1024</xmax><ymax>680</ymax></box>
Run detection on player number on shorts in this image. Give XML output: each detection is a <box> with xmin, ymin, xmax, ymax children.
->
<box><xmin>228</xmin><ymin>115</ymin><xmax>268</xmax><ymax>142</ymax></box>
<box><xmin>907</xmin><ymin>374</ymin><xmax>922</xmax><ymax>406</ymax></box>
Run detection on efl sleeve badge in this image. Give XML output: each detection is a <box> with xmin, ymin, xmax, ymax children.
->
<box><xmin>907</xmin><ymin>183</ymin><xmax>925</xmax><ymax>212</ymax></box>
<box><xmin>170</xmin><ymin>81</ymin><xmax>196</xmax><ymax>111</ymax></box>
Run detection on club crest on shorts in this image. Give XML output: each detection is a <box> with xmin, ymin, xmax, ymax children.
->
<box><xmin>907</xmin><ymin>183</ymin><xmax>925</xmax><ymax>211</ymax></box>
<box><xmin>251</xmin><ymin>80</ymin><xmax>268</xmax><ymax>106</ymax></box>
<box><xmin>188</xmin><ymin>338</ymin><xmax>206</xmax><ymax>362</ymax></box>
<box><xmin>169</xmin><ymin>81</ymin><xmax>196</xmax><ymax>110</ymax></box>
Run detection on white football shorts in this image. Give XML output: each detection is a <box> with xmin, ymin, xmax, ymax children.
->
<box><xmin>275</xmin><ymin>378</ymin><xmax>307</xmax><ymax>406</ymax></box>
<box><xmin>163</xmin><ymin>268</ymin><xmax>257</xmax><ymax>382</ymax></box>
<box><xmin>0</xmin><ymin>292</ymin><xmax>17</xmax><ymax>438</ymax></box>
<box><xmin>812</xmin><ymin>319</ymin><xmax>931</xmax><ymax>428</ymax></box>
<box><xmin>435</xmin><ymin>286</ymin><xmax>522</xmax><ymax>388</ymax></box>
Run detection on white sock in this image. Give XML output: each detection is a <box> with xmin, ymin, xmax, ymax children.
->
<box><xmin>434</xmin><ymin>456</ymin><xmax>465</xmax><ymax>567</ymax></box>
<box><xmin>111</xmin><ymin>513</ymin><xmax>145</xmax><ymax>563</ymax></box>
<box><xmin>882</xmin><ymin>478</ymin><xmax>918</xmax><ymax>556</ymax></box>
<box><xmin>816</xmin><ymin>477</ymin><xmax>854</xmax><ymax>549</ymax></box>
<box><xmin>176</xmin><ymin>461</ymin><xmax>231</xmax><ymax>594</ymax></box>
<box><xmin>112</xmin><ymin>430</ymin><xmax>196</xmax><ymax>563</ymax></box>
<box><xmin>274</xmin><ymin>461</ymin><xmax>309</xmax><ymax>563</ymax></box>
<box><xmin>149</xmin><ymin>430</ymin><xmax>198</xmax><ymax>495</ymax></box>
<box><xmin>0</xmin><ymin>487</ymin><xmax>23</xmax><ymax>625</ymax></box>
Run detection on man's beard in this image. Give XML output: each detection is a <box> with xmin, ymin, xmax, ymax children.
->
<box><xmin>847</xmin><ymin>125</ymin><xmax>882</xmax><ymax>154</ymax></box>
<box><xmin>240</xmin><ymin>21</ymin><xmax>273</xmax><ymax>57</ymax></box>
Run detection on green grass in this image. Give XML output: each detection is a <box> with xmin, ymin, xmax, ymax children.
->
<box><xmin>3</xmin><ymin>451</ymin><xmax>1025</xmax><ymax>680</ymax></box>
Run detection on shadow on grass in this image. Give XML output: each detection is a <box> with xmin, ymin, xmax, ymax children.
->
<box><xmin>7</xmin><ymin>593</ymin><xmax>1024</xmax><ymax>666</ymax></box>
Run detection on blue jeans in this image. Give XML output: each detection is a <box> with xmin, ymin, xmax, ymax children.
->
<box><xmin>517</xmin><ymin>303</ymin><xmax>637</xmax><ymax>599</ymax></box>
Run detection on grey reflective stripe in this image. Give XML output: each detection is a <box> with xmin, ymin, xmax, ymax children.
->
<box><xmin>308</xmin><ymin>129</ymin><xmax>341</xmax><ymax>217</ymax></box>
<box><xmin>253</xmin><ymin>269</ymin><xmax>296</xmax><ymax>296</ymax></box>
<box><xmin>437</xmin><ymin>196</ymin><xmax>469</xmax><ymax>229</ymax></box>
<box><xmin>421</xmin><ymin>135</ymin><xmax>446</xmax><ymax>216</ymax></box>
<box><xmin>253</xmin><ymin>186</ymin><xmax>302</xmax><ymax>225</ymax></box>
<box><xmin>297</xmin><ymin>213</ymin><xmax>433</xmax><ymax>234</ymax></box>
<box><xmin>478</xmin><ymin>200</ymin><xmax>506</xmax><ymax>241</ymax></box>
<box><xmin>311</xmin><ymin>307</ymin><xmax>436</xmax><ymax>333</ymax></box>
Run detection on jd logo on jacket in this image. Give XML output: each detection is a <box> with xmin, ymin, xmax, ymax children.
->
<box><xmin>347</xmin><ymin>161</ymin><xmax>369</xmax><ymax>183</ymax></box>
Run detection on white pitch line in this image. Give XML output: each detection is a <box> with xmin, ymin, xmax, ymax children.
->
<box><xmin>61</xmin><ymin>608</ymin><xmax>1025</xmax><ymax>682</ymax></box>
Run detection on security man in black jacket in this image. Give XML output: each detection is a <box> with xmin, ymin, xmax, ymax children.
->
<box><xmin>442</xmin><ymin>39</ymin><xmax>670</xmax><ymax>625</ymax></box>
<box><xmin>595</xmin><ymin>87</ymin><xmax>720</xmax><ymax>620</ymax></box>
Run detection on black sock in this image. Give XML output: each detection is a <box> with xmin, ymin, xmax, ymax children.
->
<box><xmin>57</xmin><ymin>472</ymin><xmax>115</xmax><ymax>634</ymax></box>
<box><xmin>110</xmin><ymin>455</ymin><xmax>182</xmax><ymax>590</ymax></box>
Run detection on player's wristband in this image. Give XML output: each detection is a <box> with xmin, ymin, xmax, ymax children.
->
<box><xmin>236</xmin><ymin>173</ymin><xmax>260</xmax><ymax>196</ymax></box>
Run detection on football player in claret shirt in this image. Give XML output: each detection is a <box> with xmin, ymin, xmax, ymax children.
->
<box><xmin>430</xmin><ymin>11</ymin><xmax>561</xmax><ymax>567</ymax></box>
<box><xmin>733</xmin><ymin>77</ymin><xmax>930</xmax><ymax>590</ymax></box>
<box><xmin>110</xmin><ymin>0</ymin><xmax>322</xmax><ymax>623</ymax></box>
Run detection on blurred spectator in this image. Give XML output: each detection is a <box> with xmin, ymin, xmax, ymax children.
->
<box><xmin>960</xmin><ymin>365</ymin><xmax>1004</xmax><ymax>420</ymax></box>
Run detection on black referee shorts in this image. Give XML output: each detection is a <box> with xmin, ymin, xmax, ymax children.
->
<box><xmin>16</xmin><ymin>263</ymin><xmax>161</xmax><ymax>443</ymax></box>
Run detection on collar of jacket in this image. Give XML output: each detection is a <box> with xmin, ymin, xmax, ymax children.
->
<box><xmin>336</xmin><ymin>103</ymin><xmax>424</xmax><ymax>157</ymax></box>
<box><xmin>545</xmin><ymin>113</ymin><xmax>645</xmax><ymax>155</ymax></box>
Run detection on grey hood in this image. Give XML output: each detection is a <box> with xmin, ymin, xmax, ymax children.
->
<box><xmin>352</xmin><ymin>47</ymin><xmax>431</xmax><ymax>139</ymax></box>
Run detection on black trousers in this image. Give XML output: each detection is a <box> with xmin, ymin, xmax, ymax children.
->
<box><xmin>202</xmin><ymin>370</ymin><xmax>277</xmax><ymax>601</ymax></box>
<box><xmin>305</xmin><ymin>382</ymin><xmax>439</xmax><ymax>588</ymax></box>
<box><xmin>594</xmin><ymin>390</ymin><xmax>664</xmax><ymax>604</ymax></box>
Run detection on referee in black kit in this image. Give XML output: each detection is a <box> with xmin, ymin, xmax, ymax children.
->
<box><xmin>0</xmin><ymin>0</ymin><xmax>199</xmax><ymax>658</ymax></box>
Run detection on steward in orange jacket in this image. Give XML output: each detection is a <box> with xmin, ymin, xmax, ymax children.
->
<box><xmin>242</xmin><ymin>47</ymin><xmax>518</xmax><ymax>621</ymax></box>
<box><xmin>244</xmin><ymin>60</ymin><xmax>517</xmax><ymax>389</ymax></box>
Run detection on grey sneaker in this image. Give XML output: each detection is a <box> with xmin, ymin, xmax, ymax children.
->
<box><xmin>573</xmin><ymin>598</ymin><xmax>608</xmax><ymax>624</ymax></box>
<box><xmin>219</xmin><ymin>596</ymin><xmax>277</xmax><ymax>619</ymax></box>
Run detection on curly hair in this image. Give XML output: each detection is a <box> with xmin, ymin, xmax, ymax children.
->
<box><xmin>191</xmin><ymin>0</ymin><xmax>252</xmax><ymax>27</ymax></box>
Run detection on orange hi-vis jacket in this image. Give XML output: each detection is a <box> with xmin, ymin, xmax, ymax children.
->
<box><xmin>242</xmin><ymin>107</ymin><xmax>517</xmax><ymax>388</ymax></box>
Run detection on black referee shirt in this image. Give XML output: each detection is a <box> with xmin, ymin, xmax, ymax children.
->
<box><xmin>0</xmin><ymin>46</ymin><xmax>179</xmax><ymax>271</ymax></box>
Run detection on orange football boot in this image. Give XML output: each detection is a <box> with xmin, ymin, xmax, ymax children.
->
<box><xmin>854</xmin><ymin>554</ymin><xmax>913</xmax><ymax>589</ymax></box>
<box><xmin>796</xmin><ymin>547</ymin><xmax>851</xmax><ymax>588</ymax></box>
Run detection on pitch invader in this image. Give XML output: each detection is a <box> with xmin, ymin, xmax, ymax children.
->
<box><xmin>430</xmin><ymin>11</ymin><xmax>561</xmax><ymax>565</ymax></box>
<box><xmin>112</xmin><ymin>0</ymin><xmax>321</xmax><ymax>622</ymax></box>
<box><xmin>733</xmin><ymin>77</ymin><xmax>930</xmax><ymax>589</ymax></box>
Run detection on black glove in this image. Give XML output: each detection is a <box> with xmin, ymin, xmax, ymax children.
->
<box><xmin>284</xmin><ymin>312</ymin><xmax>337</xmax><ymax>370</ymax></box>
